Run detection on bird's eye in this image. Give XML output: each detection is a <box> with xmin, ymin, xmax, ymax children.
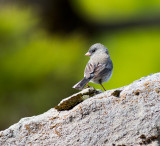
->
<box><xmin>92</xmin><ymin>49</ymin><xmax>96</xmax><ymax>53</ymax></box>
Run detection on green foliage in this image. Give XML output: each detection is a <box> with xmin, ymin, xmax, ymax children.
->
<box><xmin>72</xmin><ymin>0</ymin><xmax>160</xmax><ymax>22</ymax></box>
<box><xmin>0</xmin><ymin>6</ymin><xmax>87</xmax><ymax>129</ymax></box>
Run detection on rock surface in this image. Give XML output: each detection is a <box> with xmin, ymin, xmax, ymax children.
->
<box><xmin>0</xmin><ymin>73</ymin><xmax>160</xmax><ymax>146</ymax></box>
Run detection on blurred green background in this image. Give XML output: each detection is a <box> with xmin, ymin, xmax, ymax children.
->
<box><xmin>0</xmin><ymin>0</ymin><xmax>160</xmax><ymax>130</ymax></box>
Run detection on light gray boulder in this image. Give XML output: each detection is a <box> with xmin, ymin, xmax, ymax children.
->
<box><xmin>0</xmin><ymin>73</ymin><xmax>160</xmax><ymax>146</ymax></box>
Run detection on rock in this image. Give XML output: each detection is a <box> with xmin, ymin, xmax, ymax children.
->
<box><xmin>55</xmin><ymin>87</ymin><xmax>102</xmax><ymax>111</ymax></box>
<box><xmin>0</xmin><ymin>73</ymin><xmax>160</xmax><ymax>146</ymax></box>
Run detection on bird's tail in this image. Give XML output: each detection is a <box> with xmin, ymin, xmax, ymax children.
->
<box><xmin>73</xmin><ymin>77</ymin><xmax>90</xmax><ymax>90</ymax></box>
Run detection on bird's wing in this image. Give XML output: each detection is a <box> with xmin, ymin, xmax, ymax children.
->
<box><xmin>94</xmin><ymin>63</ymin><xmax>106</xmax><ymax>77</ymax></box>
<box><xmin>94</xmin><ymin>63</ymin><xmax>112</xmax><ymax>78</ymax></box>
<box><xmin>85</xmin><ymin>60</ymin><xmax>113</xmax><ymax>79</ymax></box>
<box><xmin>84</xmin><ymin>63</ymin><xmax>96</xmax><ymax>79</ymax></box>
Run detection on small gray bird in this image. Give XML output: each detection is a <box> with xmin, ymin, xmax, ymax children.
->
<box><xmin>73</xmin><ymin>43</ymin><xmax>113</xmax><ymax>91</ymax></box>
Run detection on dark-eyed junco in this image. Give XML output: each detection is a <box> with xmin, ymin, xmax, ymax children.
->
<box><xmin>73</xmin><ymin>43</ymin><xmax>113</xmax><ymax>91</ymax></box>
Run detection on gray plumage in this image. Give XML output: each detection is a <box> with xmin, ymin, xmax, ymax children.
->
<box><xmin>73</xmin><ymin>43</ymin><xmax>113</xmax><ymax>91</ymax></box>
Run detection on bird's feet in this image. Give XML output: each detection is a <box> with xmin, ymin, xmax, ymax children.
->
<box><xmin>87</xmin><ymin>83</ymin><xmax>90</xmax><ymax>88</ymax></box>
<box><xmin>84</xmin><ymin>83</ymin><xmax>91</xmax><ymax>89</ymax></box>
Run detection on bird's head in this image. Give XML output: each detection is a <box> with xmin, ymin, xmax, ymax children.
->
<box><xmin>85</xmin><ymin>43</ymin><xmax>109</xmax><ymax>57</ymax></box>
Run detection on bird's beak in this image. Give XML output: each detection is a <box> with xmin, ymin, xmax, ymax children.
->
<box><xmin>85</xmin><ymin>52</ymin><xmax>91</xmax><ymax>56</ymax></box>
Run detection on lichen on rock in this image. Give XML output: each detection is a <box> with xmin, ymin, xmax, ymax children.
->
<box><xmin>55</xmin><ymin>87</ymin><xmax>102</xmax><ymax>111</ymax></box>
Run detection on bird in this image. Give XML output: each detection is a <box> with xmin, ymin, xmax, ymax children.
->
<box><xmin>73</xmin><ymin>43</ymin><xmax>113</xmax><ymax>91</ymax></box>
